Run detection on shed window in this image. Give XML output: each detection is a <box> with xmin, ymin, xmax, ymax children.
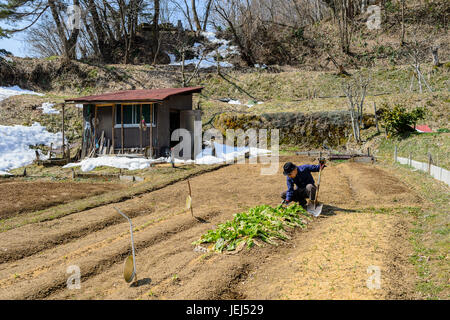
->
<box><xmin>116</xmin><ymin>104</ymin><xmax>157</xmax><ymax>126</ymax></box>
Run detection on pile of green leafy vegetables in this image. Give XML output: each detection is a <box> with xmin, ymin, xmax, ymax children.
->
<box><xmin>193</xmin><ymin>203</ymin><xmax>311</xmax><ymax>252</ymax></box>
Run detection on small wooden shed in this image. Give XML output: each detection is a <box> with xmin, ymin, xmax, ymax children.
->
<box><xmin>65</xmin><ymin>87</ymin><xmax>203</xmax><ymax>159</ymax></box>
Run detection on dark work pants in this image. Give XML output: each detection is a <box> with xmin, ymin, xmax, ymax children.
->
<box><xmin>281</xmin><ymin>184</ymin><xmax>317</xmax><ymax>206</ymax></box>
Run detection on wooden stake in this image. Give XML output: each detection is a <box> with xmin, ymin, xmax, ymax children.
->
<box><xmin>394</xmin><ymin>146</ymin><xmax>398</xmax><ymax>163</ymax></box>
<box><xmin>99</xmin><ymin>131</ymin><xmax>105</xmax><ymax>154</ymax></box>
<box><xmin>94</xmin><ymin>104</ymin><xmax>98</xmax><ymax>139</ymax></box>
<box><xmin>373</xmin><ymin>102</ymin><xmax>380</xmax><ymax>134</ymax></box>
<box><xmin>428</xmin><ymin>153</ymin><xmax>432</xmax><ymax>174</ymax></box>
<box><xmin>149</xmin><ymin>104</ymin><xmax>154</xmax><ymax>158</ymax></box>
<box><xmin>62</xmin><ymin>104</ymin><xmax>65</xmax><ymax>159</ymax></box>
<box><xmin>121</xmin><ymin>105</ymin><xmax>124</xmax><ymax>154</ymax></box>
<box><xmin>140</xmin><ymin>104</ymin><xmax>143</xmax><ymax>151</ymax></box>
<box><xmin>103</xmin><ymin>139</ymin><xmax>109</xmax><ymax>155</ymax></box>
<box><xmin>187</xmin><ymin>180</ymin><xmax>194</xmax><ymax>218</ymax></box>
<box><xmin>112</xmin><ymin>104</ymin><xmax>115</xmax><ymax>155</ymax></box>
<box><xmin>171</xmin><ymin>148</ymin><xmax>175</xmax><ymax>168</ymax></box>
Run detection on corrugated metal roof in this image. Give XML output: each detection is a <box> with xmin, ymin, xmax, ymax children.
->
<box><xmin>65</xmin><ymin>86</ymin><xmax>203</xmax><ymax>103</ymax></box>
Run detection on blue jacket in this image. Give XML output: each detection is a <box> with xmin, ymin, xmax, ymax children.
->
<box><xmin>285</xmin><ymin>164</ymin><xmax>320</xmax><ymax>201</ymax></box>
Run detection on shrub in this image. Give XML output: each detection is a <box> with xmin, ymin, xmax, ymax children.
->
<box><xmin>378</xmin><ymin>104</ymin><xmax>427</xmax><ymax>136</ymax></box>
<box><xmin>293</xmin><ymin>27</ymin><xmax>305</xmax><ymax>41</ymax></box>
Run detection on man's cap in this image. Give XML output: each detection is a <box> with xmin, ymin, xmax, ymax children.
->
<box><xmin>283</xmin><ymin>162</ymin><xmax>296</xmax><ymax>176</ymax></box>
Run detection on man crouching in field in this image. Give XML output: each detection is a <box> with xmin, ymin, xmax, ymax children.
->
<box><xmin>281</xmin><ymin>161</ymin><xmax>326</xmax><ymax>208</ymax></box>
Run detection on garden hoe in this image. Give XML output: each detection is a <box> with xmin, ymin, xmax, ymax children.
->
<box><xmin>306</xmin><ymin>159</ymin><xmax>325</xmax><ymax>217</ymax></box>
<box><xmin>114</xmin><ymin>207</ymin><xmax>137</xmax><ymax>285</ymax></box>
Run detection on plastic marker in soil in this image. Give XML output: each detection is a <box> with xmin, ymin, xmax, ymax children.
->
<box><xmin>187</xmin><ymin>180</ymin><xmax>194</xmax><ymax>217</ymax></box>
<box><xmin>114</xmin><ymin>207</ymin><xmax>137</xmax><ymax>284</ymax></box>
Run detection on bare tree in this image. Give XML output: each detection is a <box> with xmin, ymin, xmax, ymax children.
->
<box><xmin>212</xmin><ymin>0</ymin><xmax>333</xmax><ymax>66</ymax></box>
<box><xmin>191</xmin><ymin>0</ymin><xmax>202</xmax><ymax>31</ymax></box>
<box><xmin>342</xmin><ymin>75</ymin><xmax>370</xmax><ymax>143</ymax></box>
<box><xmin>407</xmin><ymin>37</ymin><xmax>433</xmax><ymax>94</ymax></box>
<box><xmin>202</xmin><ymin>0</ymin><xmax>214</xmax><ymax>31</ymax></box>
<box><xmin>153</xmin><ymin>0</ymin><xmax>160</xmax><ymax>29</ymax></box>
<box><xmin>26</xmin><ymin>16</ymin><xmax>64</xmax><ymax>57</ymax></box>
<box><xmin>173</xmin><ymin>31</ymin><xmax>206</xmax><ymax>87</ymax></box>
<box><xmin>333</xmin><ymin>0</ymin><xmax>354</xmax><ymax>54</ymax></box>
<box><xmin>80</xmin><ymin>0</ymin><xmax>149</xmax><ymax>63</ymax></box>
<box><xmin>400</xmin><ymin>0</ymin><xmax>405</xmax><ymax>46</ymax></box>
<box><xmin>431</xmin><ymin>45</ymin><xmax>441</xmax><ymax>67</ymax></box>
<box><xmin>152</xmin><ymin>0</ymin><xmax>161</xmax><ymax>54</ymax></box>
<box><xmin>47</xmin><ymin>0</ymin><xmax>81</xmax><ymax>60</ymax></box>
<box><xmin>1</xmin><ymin>0</ymin><xmax>81</xmax><ymax>59</ymax></box>
<box><xmin>213</xmin><ymin>0</ymin><xmax>256</xmax><ymax>66</ymax></box>
<box><xmin>117</xmin><ymin>0</ymin><xmax>145</xmax><ymax>64</ymax></box>
<box><xmin>169</xmin><ymin>0</ymin><xmax>215</xmax><ymax>32</ymax></box>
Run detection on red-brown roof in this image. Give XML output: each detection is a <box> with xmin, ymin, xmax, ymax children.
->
<box><xmin>65</xmin><ymin>86</ymin><xmax>203</xmax><ymax>103</ymax></box>
<box><xmin>415</xmin><ymin>125</ymin><xmax>433</xmax><ymax>133</ymax></box>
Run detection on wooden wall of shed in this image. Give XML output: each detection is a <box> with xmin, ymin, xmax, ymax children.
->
<box><xmin>180</xmin><ymin>110</ymin><xmax>202</xmax><ymax>158</ymax></box>
<box><xmin>156</xmin><ymin>95</ymin><xmax>195</xmax><ymax>155</ymax></box>
<box><xmin>163</xmin><ymin>94</ymin><xmax>192</xmax><ymax>111</ymax></box>
<box><xmin>81</xmin><ymin>93</ymin><xmax>197</xmax><ymax>157</ymax></box>
<box><xmin>97</xmin><ymin>106</ymin><xmax>112</xmax><ymax>141</ymax></box>
<box><xmin>113</xmin><ymin>127</ymin><xmax>155</xmax><ymax>149</ymax></box>
<box><xmin>156</xmin><ymin>103</ymin><xmax>170</xmax><ymax>154</ymax></box>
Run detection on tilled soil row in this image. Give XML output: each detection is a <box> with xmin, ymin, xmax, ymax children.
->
<box><xmin>0</xmin><ymin>158</ymin><xmax>422</xmax><ymax>299</ymax></box>
<box><xmin>0</xmin><ymin>207</ymin><xmax>225</xmax><ymax>299</ymax></box>
<box><xmin>0</xmin><ymin>164</ymin><xmax>229</xmax><ymax>263</ymax></box>
<box><xmin>0</xmin><ymin>181</ymin><xmax>123</xmax><ymax>220</ymax></box>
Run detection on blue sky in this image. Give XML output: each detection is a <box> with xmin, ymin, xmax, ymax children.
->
<box><xmin>0</xmin><ymin>20</ymin><xmax>33</xmax><ymax>57</ymax></box>
<box><xmin>0</xmin><ymin>33</ymin><xmax>31</xmax><ymax>57</ymax></box>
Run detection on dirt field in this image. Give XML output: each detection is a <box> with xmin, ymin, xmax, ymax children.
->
<box><xmin>0</xmin><ymin>156</ymin><xmax>423</xmax><ymax>299</ymax></box>
<box><xmin>0</xmin><ymin>180</ymin><xmax>123</xmax><ymax>220</ymax></box>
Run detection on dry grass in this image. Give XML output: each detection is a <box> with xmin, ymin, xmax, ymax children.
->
<box><xmin>194</xmin><ymin>63</ymin><xmax>449</xmax><ymax>129</ymax></box>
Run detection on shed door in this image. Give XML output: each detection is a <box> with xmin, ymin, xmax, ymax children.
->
<box><xmin>169</xmin><ymin>110</ymin><xmax>181</xmax><ymax>148</ymax></box>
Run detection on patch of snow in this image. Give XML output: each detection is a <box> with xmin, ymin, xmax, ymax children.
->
<box><xmin>39</xmin><ymin>102</ymin><xmax>60</xmax><ymax>114</ymax></box>
<box><xmin>63</xmin><ymin>142</ymin><xmax>272</xmax><ymax>171</ymax></box>
<box><xmin>249</xmin><ymin>146</ymin><xmax>272</xmax><ymax>157</ymax></box>
<box><xmin>169</xmin><ymin>31</ymin><xmax>238</xmax><ymax>69</ymax></box>
<box><xmin>0</xmin><ymin>122</ymin><xmax>62</xmax><ymax>173</ymax></box>
<box><xmin>194</xmin><ymin>155</ymin><xmax>225</xmax><ymax>165</ymax></box>
<box><xmin>0</xmin><ymin>86</ymin><xmax>44</xmax><ymax>102</ymax></box>
<box><xmin>200</xmin><ymin>32</ymin><xmax>239</xmax><ymax>57</ymax></box>
<box><xmin>247</xmin><ymin>101</ymin><xmax>264</xmax><ymax>108</ymax></box>
<box><xmin>226</xmin><ymin>99</ymin><xmax>264</xmax><ymax>108</ymax></box>
<box><xmin>177</xmin><ymin>142</ymin><xmax>271</xmax><ymax>165</ymax></box>
<box><xmin>171</xmin><ymin>57</ymin><xmax>232</xmax><ymax>69</ymax></box>
<box><xmin>167</xmin><ymin>52</ymin><xmax>177</xmax><ymax>64</ymax></box>
<box><xmin>63</xmin><ymin>156</ymin><xmax>169</xmax><ymax>172</ymax></box>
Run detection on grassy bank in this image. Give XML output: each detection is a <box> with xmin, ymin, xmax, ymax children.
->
<box><xmin>379</xmin><ymin>161</ymin><xmax>449</xmax><ymax>299</ymax></box>
<box><xmin>376</xmin><ymin>132</ymin><xmax>450</xmax><ymax>170</ymax></box>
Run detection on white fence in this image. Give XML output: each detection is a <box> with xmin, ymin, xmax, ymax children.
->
<box><xmin>396</xmin><ymin>156</ymin><xmax>450</xmax><ymax>186</ymax></box>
